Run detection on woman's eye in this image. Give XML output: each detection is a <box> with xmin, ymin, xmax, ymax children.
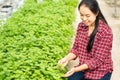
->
<box><xmin>86</xmin><ymin>15</ymin><xmax>90</xmax><ymax>17</ymax></box>
<box><xmin>80</xmin><ymin>14</ymin><xmax>83</xmax><ymax>17</ymax></box>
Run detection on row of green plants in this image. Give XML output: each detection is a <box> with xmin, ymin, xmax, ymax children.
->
<box><xmin>0</xmin><ymin>0</ymin><xmax>77</xmax><ymax>80</ymax></box>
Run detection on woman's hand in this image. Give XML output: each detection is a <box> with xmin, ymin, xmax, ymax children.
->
<box><xmin>63</xmin><ymin>67</ymin><xmax>76</xmax><ymax>77</ymax></box>
<box><xmin>58</xmin><ymin>53</ymin><xmax>76</xmax><ymax>67</ymax></box>
<box><xmin>63</xmin><ymin>64</ymin><xmax>89</xmax><ymax>77</ymax></box>
<box><xmin>58</xmin><ymin>58</ymin><xmax>68</xmax><ymax>67</ymax></box>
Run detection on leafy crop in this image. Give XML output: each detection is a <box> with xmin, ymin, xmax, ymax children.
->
<box><xmin>57</xmin><ymin>64</ymin><xmax>67</xmax><ymax>74</ymax></box>
<box><xmin>0</xmin><ymin>0</ymin><xmax>77</xmax><ymax>80</ymax></box>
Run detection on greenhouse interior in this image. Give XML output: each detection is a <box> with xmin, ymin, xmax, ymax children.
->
<box><xmin>0</xmin><ymin>0</ymin><xmax>120</xmax><ymax>80</ymax></box>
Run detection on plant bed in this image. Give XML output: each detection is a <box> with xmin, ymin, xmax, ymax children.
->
<box><xmin>0</xmin><ymin>0</ymin><xmax>77</xmax><ymax>80</ymax></box>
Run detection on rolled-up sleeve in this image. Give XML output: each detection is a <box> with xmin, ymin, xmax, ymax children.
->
<box><xmin>69</xmin><ymin>23</ymin><xmax>82</xmax><ymax>57</ymax></box>
<box><xmin>69</xmin><ymin>40</ymin><xmax>79</xmax><ymax>56</ymax></box>
<box><xmin>85</xmin><ymin>31</ymin><xmax>113</xmax><ymax>70</ymax></box>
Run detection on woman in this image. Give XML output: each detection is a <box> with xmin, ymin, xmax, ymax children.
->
<box><xmin>58</xmin><ymin>0</ymin><xmax>113</xmax><ymax>80</ymax></box>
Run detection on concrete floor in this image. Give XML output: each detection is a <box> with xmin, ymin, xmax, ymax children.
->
<box><xmin>68</xmin><ymin>0</ymin><xmax>120</xmax><ymax>80</ymax></box>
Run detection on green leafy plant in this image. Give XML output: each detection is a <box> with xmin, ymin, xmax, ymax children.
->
<box><xmin>57</xmin><ymin>64</ymin><xmax>67</xmax><ymax>74</ymax></box>
<box><xmin>0</xmin><ymin>0</ymin><xmax>77</xmax><ymax>80</ymax></box>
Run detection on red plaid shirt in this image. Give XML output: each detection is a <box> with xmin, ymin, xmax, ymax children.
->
<box><xmin>70</xmin><ymin>20</ymin><xmax>113</xmax><ymax>79</ymax></box>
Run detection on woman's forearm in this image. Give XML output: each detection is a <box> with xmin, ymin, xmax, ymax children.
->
<box><xmin>74</xmin><ymin>64</ymin><xmax>89</xmax><ymax>72</ymax></box>
<box><xmin>63</xmin><ymin>64</ymin><xmax>89</xmax><ymax>78</ymax></box>
<box><xmin>64</xmin><ymin>53</ymin><xmax>77</xmax><ymax>62</ymax></box>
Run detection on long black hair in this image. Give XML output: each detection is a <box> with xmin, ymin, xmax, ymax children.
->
<box><xmin>78</xmin><ymin>0</ymin><xmax>108</xmax><ymax>52</ymax></box>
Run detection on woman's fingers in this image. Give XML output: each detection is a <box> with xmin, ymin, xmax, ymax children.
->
<box><xmin>63</xmin><ymin>68</ymin><xmax>75</xmax><ymax>77</ymax></box>
<box><xmin>58</xmin><ymin>58</ymin><xmax>68</xmax><ymax>66</ymax></box>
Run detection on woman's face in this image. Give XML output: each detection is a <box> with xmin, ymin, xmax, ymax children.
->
<box><xmin>79</xmin><ymin>5</ymin><xmax>98</xmax><ymax>27</ymax></box>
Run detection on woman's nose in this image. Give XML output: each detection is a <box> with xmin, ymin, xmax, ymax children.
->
<box><xmin>82</xmin><ymin>16</ymin><xmax>87</xmax><ymax>21</ymax></box>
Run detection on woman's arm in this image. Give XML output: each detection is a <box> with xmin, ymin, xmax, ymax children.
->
<box><xmin>58</xmin><ymin>53</ymin><xmax>76</xmax><ymax>65</ymax></box>
<box><xmin>63</xmin><ymin>64</ymin><xmax>89</xmax><ymax>77</ymax></box>
<box><xmin>74</xmin><ymin>64</ymin><xmax>89</xmax><ymax>72</ymax></box>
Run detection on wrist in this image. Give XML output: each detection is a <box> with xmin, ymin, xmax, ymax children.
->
<box><xmin>64</xmin><ymin>56</ymin><xmax>69</xmax><ymax>62</ymax></box>
<box><xmin>73</xmin><ymin>67</ymin><xmax>77</xmax><ymax>73</ymax></box>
